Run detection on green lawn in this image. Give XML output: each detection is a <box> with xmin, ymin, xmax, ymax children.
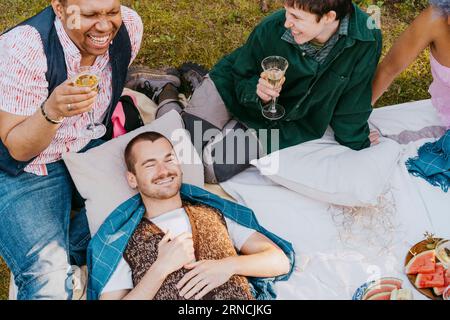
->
<box><xmin>0</xmin><ymin>259</ymin><xmax>8</xmax><ymax>300</ymax></box>
<box><xmin>0</xmin><ymin>0</ymin><xmax>431</xmax><ymax>299</ymax></box>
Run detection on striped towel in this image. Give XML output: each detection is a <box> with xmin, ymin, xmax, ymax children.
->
<box><xmin>406</xmin><ymin>130</ymin><xmax>450</xmax><ymax>192</ymax></box>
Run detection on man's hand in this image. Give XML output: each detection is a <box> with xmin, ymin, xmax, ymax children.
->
<box><xmin>370</xmin><ymin>130</ymin><xmax>380</xmax><ymax>146</ymax></box>
<box><xmin>176</xmin><ymin>259</ymin><xmax>234</xmax><ymax>300</ymax></box>
<box><xmin>256</xmin><ymin>71</ymin><xmax>285</xmax><ymax>105</ymax></box>
<box><xmin>101</xmin><ymin>232</ymin><xmax>195</xmax><ymax>301</ymax></box>
<box><xmin>156</xmin><ymin>231</ymin><xmax>196</xmax><ymax>277</ymax></box>
<box><xmin>44</xmin><ymin>79</ymin><xmax>98</xmax><ymax>120</ymax></box>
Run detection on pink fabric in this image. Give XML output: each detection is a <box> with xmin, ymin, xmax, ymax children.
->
<box><xmin>429</xmin><ymin>52</ymin><xmax>450</xmax><ymax>128</ymax></box>
<box><xmin>111</xmin><ymin>103</ymin><xmax>127</xmax><ymax>139</ymax></box>
<box><xmin>111</xmin><ymin>93</ymin><xmax>138</xmax><ymax>138</ymax></box>
<box><xmin>0</xmin><ymin>6</ymin><xmax>143</xmax><ymax>176</ymax></box>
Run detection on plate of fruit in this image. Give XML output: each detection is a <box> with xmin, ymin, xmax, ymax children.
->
<box><xmin>352</xmin><ymin>277</ymin><xmax>412</xmax><ymax>300</ymax></box>
<box><xmin>404</xmin><ymin>233</ymin><xmax>450</xmax><ymax>300</ymax></box>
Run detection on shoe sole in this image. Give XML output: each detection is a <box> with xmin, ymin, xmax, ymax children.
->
<box><xmin>126</xmin><ymin>65</ymin><xmax>181</xmax><ymax>89</ymax></box>
<box><xmin>178</xmin><ymin>62</ymin><xmax>209</xmax><ymax>78</ymax></box>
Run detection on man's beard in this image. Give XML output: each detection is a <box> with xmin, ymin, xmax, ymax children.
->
<box><xmin>140</xmin><ymin>174</ymin><xmax>182</xmax><ymax>200</ymax></box>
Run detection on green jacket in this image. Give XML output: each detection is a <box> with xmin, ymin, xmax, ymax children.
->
<box><xmin>209</xmin><ymin>4</ymin><xmax>382</xmax><ymax>151</ymax></box>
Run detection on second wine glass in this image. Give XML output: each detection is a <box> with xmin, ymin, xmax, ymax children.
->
<box><xmin>72</xmin><ymin>66</ymin><xmax>106</xmax><ymax>139</ymax></box>
<box><xmin>261</xmin><ymin>56</ymin><xmax>289</xmax><ymax>121</ymax></box>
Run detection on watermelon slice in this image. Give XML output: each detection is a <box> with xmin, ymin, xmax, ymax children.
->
<box><xmin>433</xmin><ymin>267</ymin><xmax>450</xmax><ymax>296</ymax></box>
<box><xmin>376</xmin><ymin>277</ymin><xmax>403</xmax><ymax>289</ymax></box>
<box><xmin>415</xmin><ymin>263</ymin><xmax>445</xmax><ymax>289</ymax></box>
<box><xmin>367</xmin><ymin>292</ymin><xmax>392</xmax><ymax>300</ymax></box>
<box><xmin>405</xmin><ymin>250</ymin><xmax>436</xmax><ymax>275</ymax></box>
<box><xmin>363</xmin><ymin>284</ymin><xmax>398</xmax><ymax>300</ymax></box>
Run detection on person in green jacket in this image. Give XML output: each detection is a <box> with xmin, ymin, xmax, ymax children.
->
<box><xmin>126</xmin><ymin>0</ymin><xmax>382</xmax><ymax>184</ymax></box>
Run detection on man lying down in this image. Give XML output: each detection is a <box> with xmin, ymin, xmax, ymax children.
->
<box><xmin>87</xmin><ymin>131</ymin><xmax>295</xmax><ymax>300</ymax></box>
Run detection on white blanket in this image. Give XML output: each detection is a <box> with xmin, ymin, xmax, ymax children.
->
<box><xmin>221</xmin><ymin>100</ymin><xmax>450</xmax><ymax>300</ymax></box>
<box><xmin>9</xmin><ymin>101</ymin><xmax>447</xmax><ymax>300</ymax></box>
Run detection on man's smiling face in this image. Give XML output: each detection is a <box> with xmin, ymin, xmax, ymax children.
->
<box><xmin>127</xmin><ymin>138</ymin><xmax>183</xmax><ymax>201</ymax></box>
<box><xmin>284</xmin><ymin>5</ymin><xmax>328</xmax><ymax>44</ymax></box>
<box><xmin>53</xmin><ymin>0</ymin><xmax>122</xmax><ymax>57</ymax></box>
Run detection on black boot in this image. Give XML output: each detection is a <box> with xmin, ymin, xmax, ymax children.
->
<box><xmin>155</xmin><ymin>83</ymin><xmax>184</xmax><ymax>118</ymax></box>
<box><xmin>125</xmin><ymin>65</ymin><xmax>181</xmax><ymax>102</ymax></box>
<box><xmin>178</xmin><ymin>62</ymin><xmax>209</xmax><ymax>98</ymax></box>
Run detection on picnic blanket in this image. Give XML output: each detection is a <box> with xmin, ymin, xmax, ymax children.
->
<box><xmin>220</xmin><ymin>100</ymin><xmax>450</xmax><ymax>300</ymax></box>
<box><xmin>9</xmin><ymin>100</ymin><xmax>449</xmax><ymax>300</ymax></box>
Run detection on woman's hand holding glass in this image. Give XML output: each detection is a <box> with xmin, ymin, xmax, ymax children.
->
<box><xmin>258</xmin><ymin>56</ymin><xmax>289</xmax><ymax>120</ymax></box>
<box><xmin>257</xmin><ymin>72</ymin><xmax>286</xmax><ymax>105</ymax></box>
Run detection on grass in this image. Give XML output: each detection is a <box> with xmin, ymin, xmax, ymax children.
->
<box><xmin>0</xmin><ymin>260</ymin><xmax>8</xmax><ymax>300</ymax></box>
<box><xmin>0</xmin><ymin>0</ymin><xmax>432</xmax><ymax>299</ymax></box>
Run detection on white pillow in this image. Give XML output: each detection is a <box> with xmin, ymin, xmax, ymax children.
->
<box><xmin>369</xmin><ymin>99</ymin><xmax>447</xmax><ymax>143</ymax></box>
<box><xmin>251</xmin><ymin>129</ymin><xmax>401</xmax><ymax>207</ymax></box>
<box><xmin>63</xmin><ymin>111</ymin><xmax>204</xmax><ymax>235</ymax></box>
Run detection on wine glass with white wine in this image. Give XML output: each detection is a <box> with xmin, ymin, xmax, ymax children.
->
<box><xmin>261</xmin><ymin>56</ymin><xmax>289</xmax><ymax>120</ymax></box>
<box><xmin>72</xmin><ymin>66</ymin><xmax>106</xmax><ymax>139</ymax></box>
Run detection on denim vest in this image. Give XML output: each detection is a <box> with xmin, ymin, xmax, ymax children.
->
<box><xmin>0</xmin><ymin>6</ymin><xmax>131</xmax><ymax>176</ymax></box>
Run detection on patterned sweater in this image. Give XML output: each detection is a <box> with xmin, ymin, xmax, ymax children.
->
<box><xmin>123</xmin><ymin>202</ymin><xmax>254</xmax><ymax>300</ymax></box>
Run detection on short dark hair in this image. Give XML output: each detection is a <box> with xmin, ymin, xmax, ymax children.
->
<box><xmin>124</xmin><ymin>131</ymin><xmax>173</xmax><ymax>174</ymax></box>
<box><xmin>284</xmin><ymin>0</ymin><xmax>353</xmax><ymax>21</ymax></box>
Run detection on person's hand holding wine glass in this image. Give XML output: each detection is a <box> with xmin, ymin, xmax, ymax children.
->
<box><xmin>256</xmin><ymin>56</ymin><xmax>289</xmax><ymax>120</ymax></box>
<box><xmin>72</xmin><ymin>66</ymin><xmax>106</xmax><ymax>139</ymax></box>
<box><xmin>257</xmin><ymin>71</ymin><xmax>286</xmax><ymax>104</ymax></box>
<box><xmin>42</xmin><ymin>79</ymin><xmax>98</xmax><ymax>123</ymax></box>
<box><xmin>42</xmin><ymin>66</ymin><xmax>105</xmax><ymax>139</ymax></box>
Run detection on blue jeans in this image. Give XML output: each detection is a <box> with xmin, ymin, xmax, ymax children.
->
<box><xmin>0</xmin><ymin>139</ymin><xmax>103</xmax><ymax>300</ymax></box>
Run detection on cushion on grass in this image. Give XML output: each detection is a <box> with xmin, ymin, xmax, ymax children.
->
<box><xmin>63</xmin><ymin>111</ymin><xmax>204</xmax><ymax>235</ymax></box>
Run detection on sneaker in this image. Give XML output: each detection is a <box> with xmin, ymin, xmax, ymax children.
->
<box><xmin>125</xmin><ymin>65</ymin><xmax>181</xmax><ymax>101</ymax></box>
<box><xmin>178</xmin><ymin>62</ymin><xmax>209</xmax><ymax>98</ymax></box>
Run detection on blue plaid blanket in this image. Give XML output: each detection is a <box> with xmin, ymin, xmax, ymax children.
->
<box><xmin>87</xmin><ymin>183</ymin><xmax>295</xmax><ymax>300</ymax></box>
<box><xmin>406</xmin><ymin>130</ymin><xmax>450</xmax><ymax>192</ymax></box>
